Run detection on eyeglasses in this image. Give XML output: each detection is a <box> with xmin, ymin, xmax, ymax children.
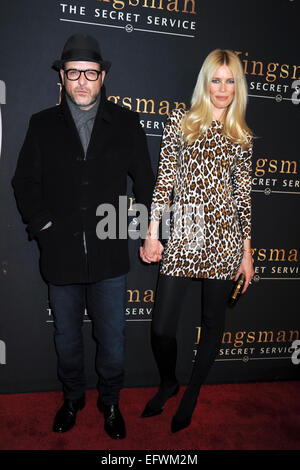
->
<box><xmin>64</xmin><ymin>69</ymin><xmax>101</xmax><ymax>81</ymax></box>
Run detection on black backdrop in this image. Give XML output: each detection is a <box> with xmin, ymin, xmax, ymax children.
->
<box><xmin>0</xmin><ymin>0</ymin><xmax>299</xmax><ymax>394</ymax></box>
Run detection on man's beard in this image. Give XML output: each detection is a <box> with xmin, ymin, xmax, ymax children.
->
<box><xmin>66</xmin><ymin>89</ymin><xmax>99</xmax><ymax>109</ymax></box>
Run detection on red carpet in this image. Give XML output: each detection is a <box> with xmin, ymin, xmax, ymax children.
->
<box><xmin>0</xmin><ymin>381</ymin><xmax>299</xmax><ymax>450</ymax></box>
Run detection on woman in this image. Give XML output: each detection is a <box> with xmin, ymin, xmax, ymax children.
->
<box><xmin>139</xmin><ymin>49</ymin><xmax>255</xmax><ymax>433</ymax></box>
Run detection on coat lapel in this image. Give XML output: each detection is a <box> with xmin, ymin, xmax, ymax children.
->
<box><xmin>57</xmin><ymin>93</ymin><xmax>85</xmax><ymax>158</ymax></box>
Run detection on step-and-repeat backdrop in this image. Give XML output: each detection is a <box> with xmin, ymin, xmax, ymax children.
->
<box><xmin>0</xmin><ymin>0</ymin><xmax>299</xmax><ymax>393</ymax></box>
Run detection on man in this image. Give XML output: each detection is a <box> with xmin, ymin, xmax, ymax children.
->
<box><xmin>12</xmin><ymin>34</ymin><xmax>154</xmax><ymax>439</ymax></box>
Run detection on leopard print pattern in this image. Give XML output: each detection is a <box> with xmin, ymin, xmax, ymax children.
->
<box><xmin>150</xmin><ymin>108</ymin><xmax>253</xmax><ymax>280</ymax></box>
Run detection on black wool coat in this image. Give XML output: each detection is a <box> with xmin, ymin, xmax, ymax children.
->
<box><xmin>12</xmin><ymin>87</ymin><xmax>155</xmax><ymax>285</ymax></box>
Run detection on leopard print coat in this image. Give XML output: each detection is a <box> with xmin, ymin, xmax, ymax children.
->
<box><xmin>150</xmin><ymin>108</ymin><xmax>253</xmax><ymax>280</ymax></box>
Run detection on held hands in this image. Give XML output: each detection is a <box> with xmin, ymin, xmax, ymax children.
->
<box><xmin>140</xmin><ymin>220</ymin><xmax>164</xmax><ymax>264</ymax></box>
<box><xmin>139</xmin><ymin>237</ymin><xmax>164</xmax><ymax>264</ymax></box>
<box><xmin>234</xmin><ymin>251</ymin><xmax>255</xmax><ymax>294</ymax></box>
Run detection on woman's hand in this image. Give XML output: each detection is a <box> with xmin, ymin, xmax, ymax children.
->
<box><xmin>234</xmin><ymin>251</ymin><xmax>254</xmax><ymax>294</ymax></box>
<box><xmin>139</xmin><ymin>238</ymin><xmax>164</xmax><ymax>264</ymax></box>
<box><xmin>139</xmin><ymin>220</ymin><xmax>164</xmax><ymax>264</ymax></box>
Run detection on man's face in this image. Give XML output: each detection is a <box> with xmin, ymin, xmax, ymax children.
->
<box><xmin>60</xmin><ymin>61</ymin><xmax>106</xmax><ymax>110</ymax></box>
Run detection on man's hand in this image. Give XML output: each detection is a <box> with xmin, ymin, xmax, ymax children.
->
<box><xmin>139</xmin><ymin>238</ymin><xmax>164</xmax><ymax>264</ymax></box>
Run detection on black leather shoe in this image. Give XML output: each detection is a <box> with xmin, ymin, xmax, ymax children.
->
<box><xmin>141</xmin><ymin>384</ymin><xmax>179</xmax><ymax>418</ymax></box>
<box><xmin>53</xmin><ymin>395</ymin><xmax>85</xmax><ymax>433</ymax></box>
<box><xmin>98</xmin><ymin>401</ymin><xmax>126</xmax><ymax>440</ymax></box>
<box><xmin>171</xmin><ymin>415</ymin><xmax>191</xmax><ymax>433</ymax></box>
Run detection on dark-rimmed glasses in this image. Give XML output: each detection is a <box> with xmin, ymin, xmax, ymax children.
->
<box><xmin>64</xmin><ymin>69</ymin><xmax>101</xmax><ymax>81</ymax></box>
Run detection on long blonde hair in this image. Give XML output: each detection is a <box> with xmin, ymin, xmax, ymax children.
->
<box><xmin>182</xmin><ymin>49</ymin><xmax>252</xmax><ymax>148</ymax></box>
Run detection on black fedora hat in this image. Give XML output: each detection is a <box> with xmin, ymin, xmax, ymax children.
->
<box><xmin>52</xmin><ymin>34</ymin><xmax>111</xmax><ymax>72</ymax></box>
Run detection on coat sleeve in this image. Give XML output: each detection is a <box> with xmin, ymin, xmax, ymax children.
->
<box><xmin>231</xmin><ymin>140</ymin><xmax>253</xmax><ymax>240</ymax></box>
<box><xmin>127</xmin><ymin>112</ymin><xmax>155</xmax><ymax>216</ymax></box>
<box><xmin>150</xmin><ymin>109</ymin><xmax>179</xmax><ymax>222</ymax></box>
<box><xmin>12</xmin><ymin>116</ymin><xmax>53</xmax><ymax>240</ymax></box>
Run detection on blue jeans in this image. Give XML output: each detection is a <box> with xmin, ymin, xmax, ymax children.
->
<box><xmin>48</xmin><ymin>275</ymin><xmax>126</xmax><ymax>404</ymax></box>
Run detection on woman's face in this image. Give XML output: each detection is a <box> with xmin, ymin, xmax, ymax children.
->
<box><xmin>209</xmin><ymin>65</ymin><xmax>235</xmax><ymax>115</ymax></box>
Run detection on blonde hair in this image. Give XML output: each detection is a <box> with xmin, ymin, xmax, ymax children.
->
<box><xmin>182</xmin><ymin>49</ymin><xmax>252</xmax><ymax>148</ymax></box>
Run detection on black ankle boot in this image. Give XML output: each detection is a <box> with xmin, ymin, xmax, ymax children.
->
<box><xmin>141</xmin><ymin>383</ymin><xmax>179</xmax><ymax>418</ymax></box>
<box><xmin>53</xmin><ymin>395</ymin><xmax>85</xmax><ymax>433</ymax></box>
<box><xmin>98</xmin><ymin>401</ymin><xmax>126</xmax><ymax>440</ymax></box>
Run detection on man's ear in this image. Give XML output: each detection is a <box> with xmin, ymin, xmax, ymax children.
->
<box><xmin>100</xmin><ymin>70</ymin><xmax>106</xmax><ymax>86</ymax></box>
<box><xmin>60</xmin><ymin>69</ymin><xmax>65</xmax><ymax>85</ymax></box>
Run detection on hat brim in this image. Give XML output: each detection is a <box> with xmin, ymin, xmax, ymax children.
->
<box><xmin>52</xmin><ymin>58</ymin><xmax>111</xmax><ymax>73</ymax></box>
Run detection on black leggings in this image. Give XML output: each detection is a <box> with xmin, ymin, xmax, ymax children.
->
<box><xmin>151</xmin><ymin>274</ymin><xmax>233</xmax><ymax>418</ymax></box>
